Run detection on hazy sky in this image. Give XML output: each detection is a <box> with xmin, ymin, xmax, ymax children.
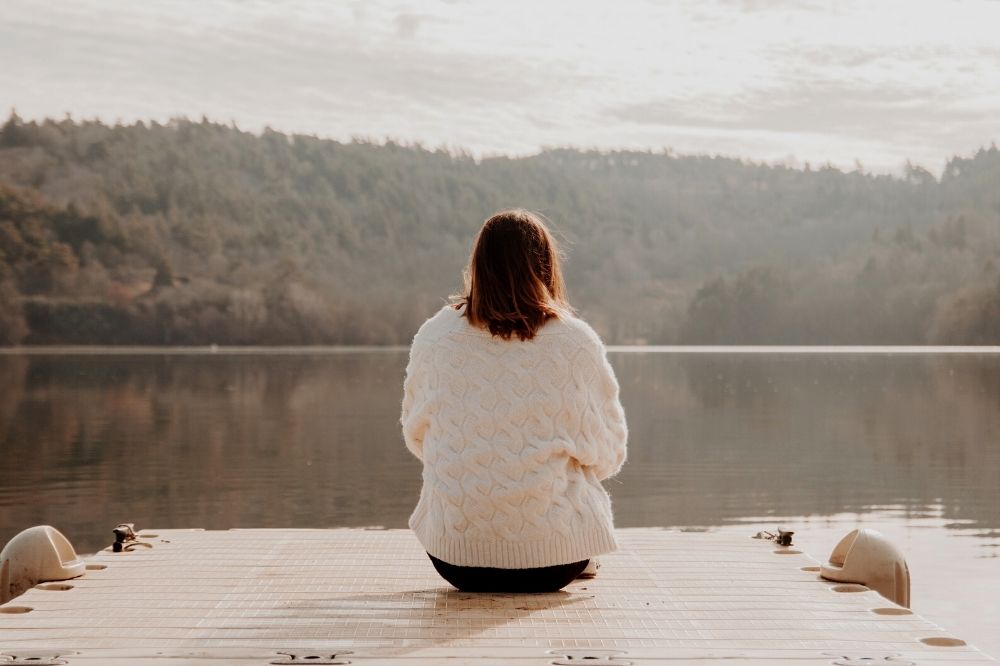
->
<box><xmin>3</xmin><ymin>0</ymin><xmax>998</xmax><ymax>173</ymax></box>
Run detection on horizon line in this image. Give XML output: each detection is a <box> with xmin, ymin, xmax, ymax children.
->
<box><xmin>1</xmin><ymin>345</ymin><xmax>999</xmax><ymax>355</ymax></box>
<box><xmin>6</xmin><ymin>109</ymin><xmax>997</xmax><ymax>179</ymax></box>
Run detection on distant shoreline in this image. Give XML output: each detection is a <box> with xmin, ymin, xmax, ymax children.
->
<box><xmin>1</xmin><ymin>345</ymin><xmax>999</xmax><ymax>355</ymax></box>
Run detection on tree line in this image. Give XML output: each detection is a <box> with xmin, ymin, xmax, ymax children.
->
<box><xmin>0</xmin><ymin>113</ymin><xmax>997</xmax><ymax>345</ymax></box>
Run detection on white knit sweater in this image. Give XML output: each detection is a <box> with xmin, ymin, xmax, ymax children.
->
<box><xmin>401</xmin><ymin>305</ymin><xmax>628</xmax><ymax>569</ymax></box>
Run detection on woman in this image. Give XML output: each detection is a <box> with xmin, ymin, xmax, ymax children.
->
<box><xmin>400</xmin><ymin>209</ymin><xmax>628</xmax><ymax>593</ymax></box>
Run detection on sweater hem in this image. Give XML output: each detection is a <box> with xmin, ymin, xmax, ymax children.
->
<box><xmin>410</xmin><ymin>522</ymin><xmax>619</xmax><ymax>569</ymax></box>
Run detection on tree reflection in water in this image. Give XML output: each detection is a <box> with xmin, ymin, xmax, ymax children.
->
<box><xmin>0</xmin><ymin>350</ymin><xmax>998</xmax><ymax>557</ymax></box>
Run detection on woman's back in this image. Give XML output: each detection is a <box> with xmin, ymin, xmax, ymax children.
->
<box><xmin>402</xmin><ymin>303</ymin><xmax>627</xmax><ymax>569</ymax></box>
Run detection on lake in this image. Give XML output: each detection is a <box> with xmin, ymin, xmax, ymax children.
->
<box><xmin>1</xmin><ymin>348</ymin><xmax>998</xmax><ymax>655</ymax></box>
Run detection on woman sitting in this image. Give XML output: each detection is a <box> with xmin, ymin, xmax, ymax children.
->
<box><xmin>401</xmin><ymin>209</ymin><xmax>628</xmax><ymax>593</ymax></box>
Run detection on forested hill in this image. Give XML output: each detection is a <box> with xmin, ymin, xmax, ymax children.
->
<box><xmin>0</xmin><ymin>114</ymin><xmax>998</xmax><ymax>345</ymax></box>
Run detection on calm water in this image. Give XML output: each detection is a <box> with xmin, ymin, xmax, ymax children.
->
<box><xmin>1</xmin><ymin>349</ymin><xmax>998</xmax><ymax>654</ymax></box>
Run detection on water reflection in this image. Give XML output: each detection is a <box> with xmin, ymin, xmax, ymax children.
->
<box><xmin>0</xmin><ymin>352</ymin><xmax>422</xmax><ymax>554</ymax></box>
<box><xmin>613</xmin><ymin>353</ymin><xmax>1000</xmax><ymax>535</ymax></box>
<box><xmin>1</xmin><ymin>351</ymin><xmax>998</xmax><ymax>557</ymax></box>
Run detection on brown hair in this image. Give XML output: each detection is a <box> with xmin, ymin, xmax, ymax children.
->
<box><xmin>452</xmin><ymin>209</ymin><xmax>573</xmax><ymax>341</ymax></box>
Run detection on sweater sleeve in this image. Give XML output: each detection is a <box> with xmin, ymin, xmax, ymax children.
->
<box><xmin>400</xmin><ymin>342</ymin><xmax>431</xmax><ymax>461</ymax></box>
<box><xmin>572</xmin><ymin>334</ymin><xmax>628</xmax><ymax>481</ymax></box>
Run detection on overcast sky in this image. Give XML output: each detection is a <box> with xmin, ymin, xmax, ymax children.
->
<box><xmin>2</xmin><ymin>0</ymin><xmax>998</xmax><ymax>173</ymax></box>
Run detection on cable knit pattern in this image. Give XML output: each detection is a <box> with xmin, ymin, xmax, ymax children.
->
<box><xmin>401</xmin><ymin>305</ymin><xmax>628</xmax><ymax>569</ymax></box>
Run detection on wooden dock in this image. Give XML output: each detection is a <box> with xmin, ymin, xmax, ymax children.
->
<box><xmin>0</xmin><ymin>528</ymin><xmax>993</xmax><ymax>664</ymax></box>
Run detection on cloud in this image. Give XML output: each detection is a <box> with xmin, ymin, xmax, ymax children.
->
<box><xmin>765</xmin><ymin>42</ymin><xmax>999</xmax><ymax>74</ymax></box>
<box><xmin>0</xmin><ymin>3</ymin><xmax>590</xmax><ymax>122</ymax></box>
<box><xmin>394</xmin><ymin>13</ymin><xmax>429</xmax><ymax>39</ymax></box>
<box><xmin>606</xmin><ymin>81</ymin><xmax>995</xmax><ymax>143</ymax></box>
<box><xmin>0</xmin><ymin>0</ymin><xmax>997</xmax><ymax>171</ymax></box>
<box><xmin>710</xmin><ymin>0</ymin><xmax>825</xmax><ymax>12</ymax></box>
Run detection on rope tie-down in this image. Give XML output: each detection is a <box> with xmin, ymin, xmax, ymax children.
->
<box><xmin>752</xmin><ymin>527</ymin><xmax>794</xmax><ymax>547</ymax></box>
<box><xmin>112</xmin><ymin>523</ymin><xmax>153</xmax><ymax>552</ymax></box>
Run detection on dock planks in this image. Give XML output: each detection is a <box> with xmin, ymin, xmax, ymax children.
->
<box><xmin>0</xmin><ymin>528</ymin><xmax>993</xmax><ymax>664</ymax></box>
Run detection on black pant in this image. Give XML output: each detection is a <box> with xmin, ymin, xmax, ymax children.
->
<box><xmin>428</xmin><ymin>554</ymin><xmax>589</xmax><ymax>593</ymax></box>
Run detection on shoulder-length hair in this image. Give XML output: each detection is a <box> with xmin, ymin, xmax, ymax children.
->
<box><xmin>452</xmin><ymin>209</ymin><xmax>574</xmax><ymax>341</ymax></box>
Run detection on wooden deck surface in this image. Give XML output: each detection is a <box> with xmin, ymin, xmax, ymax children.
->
<box><xmin>0</xmin><ymin>528</ymin><xmax>993</xmax><ymax>664</ymax></box>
